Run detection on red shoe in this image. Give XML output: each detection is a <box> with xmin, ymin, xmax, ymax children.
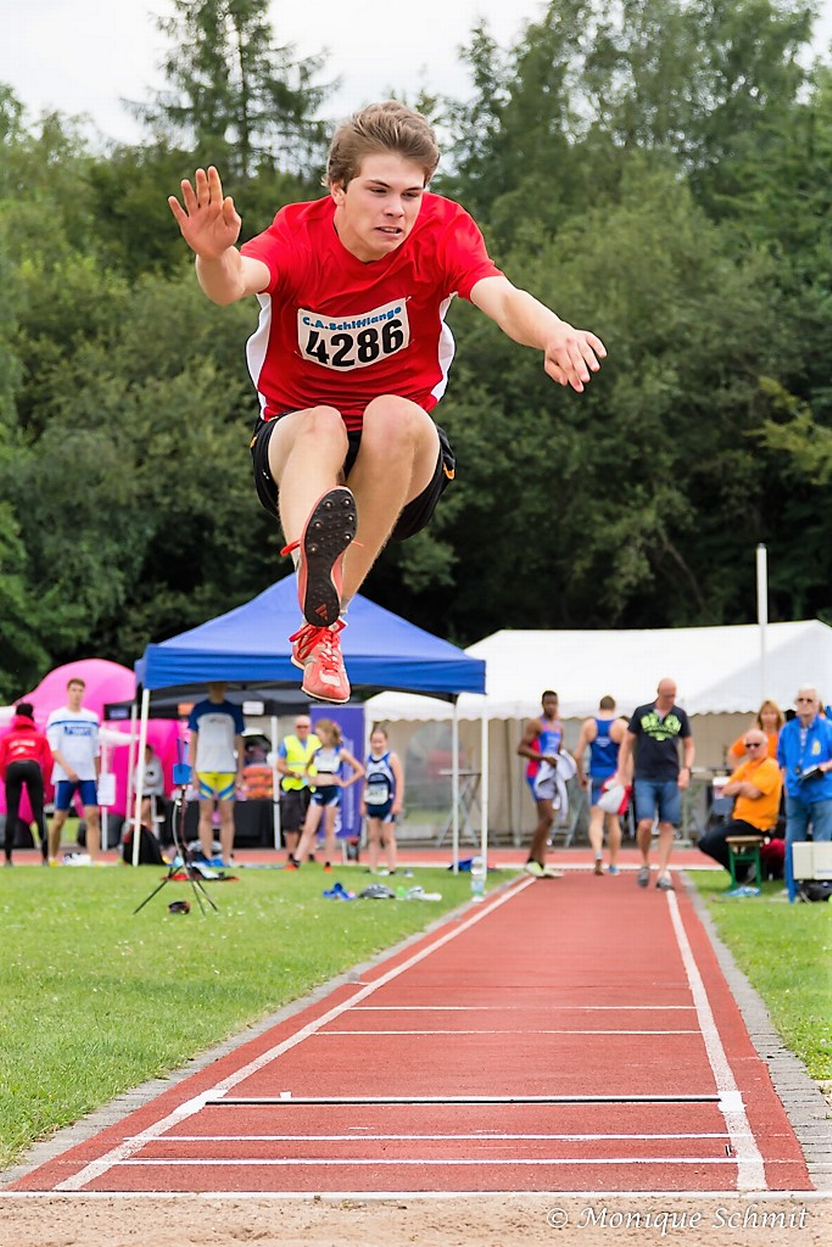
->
<box><xmin>282</xmin><ymin>488</ymin><xmax>357</xmax><ymax>628</ymax></box>
<box><xmin>289</xmin><ymin>620</ymin><xmax>350</xmax><ymax>704</ymax></box>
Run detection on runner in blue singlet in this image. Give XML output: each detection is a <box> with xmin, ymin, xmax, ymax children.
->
<box><xmin>516</xmin><ymin>690</ymin><xmax>565</xmax><ymax>879</ymax></box>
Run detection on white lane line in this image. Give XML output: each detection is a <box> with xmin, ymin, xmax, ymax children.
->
<box><xmin>665</xmin><ymin>890</ymin><xmax>766</xmax><ymax>1191</ymax></box>
<box><xmin>354</xmin><ymin>1005</ymin><xmax>697</xmax><ymax>1011</ymax></box>
<box><xmin>116</xmin><ymin>1156</ymin><xmax>739</xmax><ymax>1168</ymax></box>
<box><xmin>54</xmin><ymin>881</ymin><xmax>531</xmax><ymax>1191</ymax></box>
<box><xmin>163</xmin><ymin>1132</ymin><xmax>736</xmax><ymax>1142</ymax></box>
<box><xmin>317</xmin><ymin>1029</ymin><xmax>699</xmax><ymax>1036</ymax></box>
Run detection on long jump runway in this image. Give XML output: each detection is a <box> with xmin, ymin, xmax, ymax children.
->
<box><xmin>6</xmin><ymin>873</ymin><xmax>812</xmax><ymax>1194</ymax></box>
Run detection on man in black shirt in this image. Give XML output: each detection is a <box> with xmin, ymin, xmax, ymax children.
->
<box><xmin>615</xmin><ymin>678</ymin><xmax>694</xmax><ymax>891</ymax></box>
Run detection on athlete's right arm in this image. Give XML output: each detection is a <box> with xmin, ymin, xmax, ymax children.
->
<box><xmin>516</xmin><ymin>719</ymin><xmax>540</xmax><ymax>761</ymax></box>
<box><xmin>574</xmin><ymin>719</ymin><xmax>593</xmax><ymax>787</ymax></box>
<box><xmin>168</xmin><ymin>165</ymin><xmax>270</xmax><ymax>305</ymax></box>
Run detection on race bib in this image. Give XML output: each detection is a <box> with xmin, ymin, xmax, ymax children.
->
<box><xmin>297</xmin><ymin>299</ymin><xmax>410</xmax><ymax>371</ymax></box>
<box><xmin>365</xmin><ymin>778</ymin><xmax>391</xmax><ymax>805</ymax></box>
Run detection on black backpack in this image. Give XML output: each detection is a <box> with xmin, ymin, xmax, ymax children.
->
<box><xmin>797</xmin><ymin>880</ymin><xmax>832</xmax><ymax>903</ymax></box>
<box><xmin>122</xmin><ymin>826</ymin><xmax>165</xmax><ymax>866</ymax></box>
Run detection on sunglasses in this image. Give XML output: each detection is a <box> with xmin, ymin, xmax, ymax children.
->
<box><xmin>743</xmin><ymin>740</ymin><xmax>766</xmax><ymax>748</ymax></box>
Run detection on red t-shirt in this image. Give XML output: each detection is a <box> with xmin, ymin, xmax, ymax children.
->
<box><xmin>0</xmin><ymin>715</ymin><xmax>52</xmax><ymax>778</ymax></box>
<box><xmin>240</xmin><ymin>193</ymin><xmax>502</xmax><ymax>430</ymax></box>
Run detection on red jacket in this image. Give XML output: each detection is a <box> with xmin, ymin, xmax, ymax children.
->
<box><xmin>0</xmin><ymin>714</ymin><xmax>53</xmax><ymax>779</ymax></box>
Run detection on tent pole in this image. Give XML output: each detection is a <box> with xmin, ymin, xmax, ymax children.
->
<box><xmin>100</xmin><ymin>742</ymin><xmax>110</xmax><ymax>855</ymax></box>
<box><xmin>123</xmin><ymin>702</ymin><xmax>138</xmax><ymax>843</ymax></box>
<box><xmin>451</xmin><ymin>701</ymin><xmax>460</xmax><ymax>873</ymax></box>
<box><xmin>132</xmin><ymin>688</ymin><xmax>150</xmax><ymax>866</ymax></box>
<box><xmin>756</xmin><ymin>543</ymin><xmax>768</xmax><ymax>701</ymax></box>
<box><xmin>481</xmin><ymin>706</ymin><xmax>489</xmax><ymax>865</ymax></box>
<box><xmin>270</xmin><ymin>714</ymin><xmax>281</xmax><ymax>852</ymax></box>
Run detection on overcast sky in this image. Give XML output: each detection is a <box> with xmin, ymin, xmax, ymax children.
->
<box><xmin>0</xmin><ymin>0</ymin><xmax>544</xmax><ymax>144</ymax></box>
<box><xmin>2</xmin><ymin>1</ymin><xmax>831</xmax><ymax>146</ymax></box>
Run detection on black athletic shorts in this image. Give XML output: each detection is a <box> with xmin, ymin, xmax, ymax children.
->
<box><xmin>279</xmin><ymin>787</ymin><xmax>311</xmax><ymax>834</ymax></box>
<box><xmin>249</xmin><ymin>414</ymin><xmax>455</xmax><ymax>543</ymax></box>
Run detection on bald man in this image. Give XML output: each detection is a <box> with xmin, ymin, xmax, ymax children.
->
<box><xmin>615</xmin><ymin>678</ymin><xmax>694</xmax><ymax>891</ymax></box>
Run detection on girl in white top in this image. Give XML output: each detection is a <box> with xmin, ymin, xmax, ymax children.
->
<box><xmin>292</xmin><ymin>719</ymin><xmax>364</xmax><ymax>870</ymax></box>
<box><xmin>360</xmin><ymin>725</ymin><xmax>404</xmax><ymax>875</ymax></box>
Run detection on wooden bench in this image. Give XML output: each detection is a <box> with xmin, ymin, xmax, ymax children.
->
<box><xmin>725</xmin><ymin>834</ymin><xmax>763</xmax><ymax>888</ymax></box>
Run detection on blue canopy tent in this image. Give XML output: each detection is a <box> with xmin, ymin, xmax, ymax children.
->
<box><xmin>131</xmin><ymin>577</ymin><xmax>486</xmax><ymax>864</ymax></box>
<box><xmin>135</xmin><ymin>577</ymin><xmax>485</xmax><ymax>699</ymax></box>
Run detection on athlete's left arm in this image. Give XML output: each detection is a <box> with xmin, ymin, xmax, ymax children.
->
<box><xmin>340</xmin><ymin>750</ymin><xmax>366</xmax><ymax>788</ymax></box>
<box><xmin>234</xmin><ymin>733</ymin><xmax>246</xmax><ymax>785</ymax></box>
<box><xmin>469</xmin><ymin>274</ymin><xmax>606</xmax><ymax>394</ymax></box>
<box><xmin>391</xmin><ymin>752</ymin><xmax>405</xmax><ymax>814</ymax></box>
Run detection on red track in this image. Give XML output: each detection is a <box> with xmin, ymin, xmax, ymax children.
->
<box><xmin>6</xmin><ymin>871</ymin><xmax>811</xmax><ymax>1194</ymax></box>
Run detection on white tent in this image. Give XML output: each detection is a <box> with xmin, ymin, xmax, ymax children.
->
<box><xmin>367</xmin><ymin>620</ymin><xmax>832</xmax><ymax>722</ymax></box>
<box><xmin>366</xmin><ymin>620</ymin><xmax>832</xmax><ymax>839</ymax></box>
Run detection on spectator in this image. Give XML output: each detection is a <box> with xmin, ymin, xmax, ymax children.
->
<box><xmin>187</xmin><ymin>683</ymin><xmax>245</xmax><ymax>867</ymax></box>
<box><xmin>133</xmin><ymin>741</ymin><xmax>167</xmax><ymax>835</ymax></box>
<box><xmin>574</xmin><ymin>695</ymin><xmax>630</xmax><ymax>876</ymax></box>
<box><xmin>726</xmin><ymin>699</ymin><xmax>784</xmax><ymax>763</ymax></box>
<box><xmin>516</xmin><ymin>690</ymin><xmax>565</xmax><ymax>878</ymax></box>
<box><xmin>361</xmin><ymin>724</ymin><xmax>404</xmax><ymax>875</ymax></box>
<box><xmin>776</xmin><ymin>686</ymin><xmax>832</xmax><ymax>888</ymax></box>
<box><xmin>276</xmin><ymin>716</ymin><xmax>321</xmax><ymax>862</ymax></box>
<box><xmin>168</xmin><ymin>101</ymin><xmax>605</xmax><ymax>706</ymax></box>
<box><xmin>46</xmin><ymin>678</ymin><xmax>101</xmax><ymax>864</ymax></box>
<box><xmin>0</xmin><ymin>702</ymin><xmax>52</xmax><ymax>865</ymax></box>
<box><xmin>614</xmin><ymin>677</ymin><xmax>695</xmax><ymax>891</ymax></box>
<box><xmin>290</xmin><ymin>719</ymin><xmax>364</xmax><ymax>871</ymax></box>
<box><xmin>697</xmin><ymin>729</ymin><xmax>782</xmax><ymax>881</ymax></box>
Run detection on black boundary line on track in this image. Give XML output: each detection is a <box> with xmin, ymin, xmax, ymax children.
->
<box><xmin>682</xmin><ymin>870</ymin><xmax>832</xmax><ymax>1191</ymax></box>
<box><xmin>207</xmin><ymin>1094</ymin><xmax>720</xmax><ymax>1106</ymax></box>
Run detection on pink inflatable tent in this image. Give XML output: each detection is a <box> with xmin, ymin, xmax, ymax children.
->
<box><xmin>0</xmin><ymin>658</ymin><xmax>184</xmax><ymax>823</ymax></box>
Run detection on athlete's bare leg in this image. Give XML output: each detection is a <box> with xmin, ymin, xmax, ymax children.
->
<box><xmin>606</xmin><ymin>813</ymin><xmax>622</xmax><ymax>868</ymax></box>
<box><xmin>267</xmin><ymin>406</ymin><xmax>350</xmax><ymax>544</ymax></box>
<box><xmin>341</xmin><ymin>396</ymin><xmax>439</xmax><ymax>601</ymax></box>
<box><xmin>636</xmin><ymin>819</ymin><xmax>653</xmax><ymax>868</ymax></box>
<box><xmin>530</xmin><ymin>798</ymin><xmax>555</xmax><ymax>864</ymax></box>
<box><xmin>267</xmin><ymin>397</ymin><xmax>437</xmax><ymax>601</ymax></box>
<box><xmin>83</xmin><ymin>805</ymin><xmax>101</xmax><ymax>860</ymax></box>
<box><xmin>656</xmin><ymin>822</ymin><xmax>675</xmax><ymax>874</ymax></box>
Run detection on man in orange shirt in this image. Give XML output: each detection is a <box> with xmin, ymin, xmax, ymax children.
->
<box><xmin>696</xmin><ymin>729</ymin><xmax>782</xmax><ymax>879</ymax></box>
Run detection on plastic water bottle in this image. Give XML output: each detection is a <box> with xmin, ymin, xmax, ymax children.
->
<box><xmin>470</xmin><ymin>855</ymin><xmax>486</xmax><ymax>903</ymax></box>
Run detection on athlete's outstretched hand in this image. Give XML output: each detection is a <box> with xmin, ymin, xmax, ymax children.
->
<box><xmin>168</xmin><ymin>166</ymin><xmax>241</xmax><ymax>260</ymax></box>
<box><xmin>543</xmin><ymin>324</ymin><xmax>607</xmax><ymax>393</ymax></box>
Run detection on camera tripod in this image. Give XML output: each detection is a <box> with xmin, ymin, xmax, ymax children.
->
<box><xmin>133</xmin><ymin>781</ymin><xmax>219</xmax><ymax>916</ymax></box>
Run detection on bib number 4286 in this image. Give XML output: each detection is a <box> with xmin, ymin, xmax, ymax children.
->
<box><xmin>297</xmin><ymin>299</ymin><xmax>410</xmax><ymax>372</ymax></box>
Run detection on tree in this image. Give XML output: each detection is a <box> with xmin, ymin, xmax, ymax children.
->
<box><xmin>138</xmin><ymin>0</ymin><xmax>331</xmax><ymax>180</ymax></box>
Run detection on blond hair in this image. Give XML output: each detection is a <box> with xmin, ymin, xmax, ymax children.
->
<box><xmin>326</xmin><ymin>101</ymin><xmax>440</xmax><ymax>188</ymax></box>
<box><xmin>315</xmin><ymin>718</ymin><xmax>342</xmax><ymax>747</ymax></box>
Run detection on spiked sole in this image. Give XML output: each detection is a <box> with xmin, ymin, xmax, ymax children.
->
<box><xmin>299</xmin><ymin>488</ymin><xmax>357</xmax><ymax>627</ymax></box>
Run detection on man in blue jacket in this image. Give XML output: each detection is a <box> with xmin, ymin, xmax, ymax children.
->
<box><xmin>777</xmin><ymin>686</ymin><xmax>832</xmax><ymax>895</ymax></box>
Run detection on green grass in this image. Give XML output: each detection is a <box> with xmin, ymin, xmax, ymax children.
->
<box><xmin>689</xmin><ymin>871</ymin><xmax>832</xmax><ymax>1080</ymax></box>
<box><xmin>0</xmin><ymin>861</ymin><xmax>484</xmax><ymax>1169</ymax></box>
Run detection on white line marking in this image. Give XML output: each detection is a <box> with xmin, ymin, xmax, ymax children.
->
<box><xmin>117</xmin><ymin>1156</ymin><xmax>739</xmax><ymax>1167</ymax></box>
<box><xmin>317</xmin><ymin>1029</ymin><xmax>699</xmax><ymax>1036</ymax></box>
<box><xmin>665</xmin><ymin>890</ymin><xmax>766</xmax><ymax>1190</ymax></box>
<box><xmin>54</xmin><ymin>882</ymin><xmax>530</xmax><ymax>1191</ymax></box>
<box><xmin>354</xmin><ymin>1005</ymin><xmax>697</xmax><ymax>1011</ymax></box>
<box><xmin>164</xmin><ymin>1132</ymin><xmax>736</xmax><ymax>1142</ymax></box>
<box><xmin>6</xmin><ymin>1190</ymin><xmax>826</xmax><ymax>1202</ymax></box>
